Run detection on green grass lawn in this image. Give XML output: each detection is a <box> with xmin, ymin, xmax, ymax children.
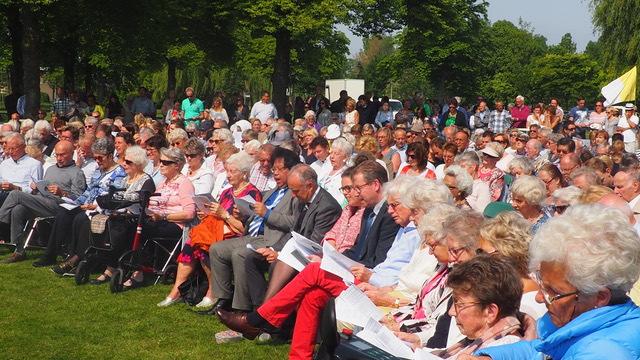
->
<box><xmin>0</xmin><ymin>248</ymin><xmax>290</xmax><ymax>359</ymax></box>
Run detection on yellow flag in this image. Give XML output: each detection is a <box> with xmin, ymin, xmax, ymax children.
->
<box><xmin>602</xmin><ymin>66</ymin><xmax>637</xmax><ymax>106</ymax></box>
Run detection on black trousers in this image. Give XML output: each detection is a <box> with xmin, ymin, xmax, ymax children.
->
<box><xmin>42</xmin><ymin>206</ymin><xmax>83</xmax><ymax>261</ymax></box>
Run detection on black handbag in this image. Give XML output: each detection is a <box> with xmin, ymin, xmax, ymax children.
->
<box><xmin>178</xmin><ymin>269</ymin><xmax>209</xmax><ymax>306</ymax></box>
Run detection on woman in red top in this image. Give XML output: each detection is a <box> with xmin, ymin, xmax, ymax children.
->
<box><xmin>398</xmin><ymin>142</ymin><xmax>436</xmax><ymax>179</ymax></box>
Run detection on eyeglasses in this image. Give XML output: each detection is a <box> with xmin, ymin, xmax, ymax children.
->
<box><xmin>530</xmin><ymin>271</ymin><xmax>579</xmax><ymax>304</ymax></box>
<box><xmin>554</xmin><ymin>205</ymin><xmax>568</xmax><ymax>214</ymax></box>
<box><xmin>339</xmin><ymin>185</ymin><xmax>353</xmax><ymax>193</ymax></box>
<box><xmin>208</xmin><ymin>139</ymin><xmax>222</xmax><ymax>144</ymax></box>
<box><xmin>94</xmin><ymin>155</ymin><xmax>107</xmax><ymax>161</ymax></box>
<box><xmin>448</xmin><ymin>246</ymin><xmax>467</xmax><ymax>258</ymax></box>
<box><xmin>124</xmin><ymin>159</ymin><xmax>134</xmax><ymax>166</ymax></box>
<box><xmin>160</xmin><ymin>159</ymin><xmax>176</xmax><ymax>166</ymax></box>
<box><xmin>271</xmin><ymin>166</ymin><xmax>286</xmax><ymax>174</ymax></box>
<box><xmin>453</xmin><ymin>300</ymin><xmax>481</xmax><ymax>314</ymax></box>
<box><xmin>185</xmin><ymin>153</ymin><xmax>199</xmax><ymax>159</ymax></box>
<box><xmin>353</xmin><ymin>181</ymin><xmax>374</xmax><ymax>193</ymax></box>
<box><xmin>84</xmin><ymin>125</ymin><xmax>94</xmax><ymax>129</ymax></box>
<box><xmin>241</xmin><ymin>139</ymin><xmax>249</xmax><ymax>143</ymax></box>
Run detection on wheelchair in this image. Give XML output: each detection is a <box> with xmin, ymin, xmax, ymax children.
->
<box><xmin>74</xmin><ymin>189</ymin><xmax>181</xmax><ymax>293</ymax></box>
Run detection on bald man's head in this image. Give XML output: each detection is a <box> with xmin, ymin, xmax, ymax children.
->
<box><xmin>598</xmin><ymin>193</ymin><xmax>635</xmax><ymax>225</ymax></box>
<box><xmin>54</xmin><ymin>140</ymin><xmax>75</xmax><ymax>167</ymax></box>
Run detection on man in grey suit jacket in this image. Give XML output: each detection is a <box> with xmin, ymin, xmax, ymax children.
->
<box><xmin>244</xmin><ymin>164</ymin><xmax>342</xmax><ymax>307</ymax></box>
<box><xmin>205</xmin><ymin>148</ymin><xmax>302</xmax><ymax>313</ymax></box>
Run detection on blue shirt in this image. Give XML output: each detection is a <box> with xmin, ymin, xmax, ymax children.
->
<box><xmin>369</xmin><ymin>223</ymin><xmax>420</xmax><ymax>287</ymax></box>
<box><xmin>0</xmin><ymin>154</ymin><xmax>43</xmax><ymax>192</ymax></box>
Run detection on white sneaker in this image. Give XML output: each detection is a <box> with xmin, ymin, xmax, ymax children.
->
<box><xmin>157</xmin><ymin>296</ymin><xmax>181</xmax><ymax>307</ymax></box>
<box><xmin>195</xmin><ymin>296</ymin><xmax>215</xmax><ymax>308</ymax></box>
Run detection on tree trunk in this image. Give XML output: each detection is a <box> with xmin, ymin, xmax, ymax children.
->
<box><xmin>6</xmin><ymin>4</ymin><xmax>23</xmax><ymax>94</ymax></box>
<box><xmin>271</xmin><ymin>28</ymin><xmax>291</xmax><ymax>118</ymax></box>
<box><xmin>20</xmin><ymin>5</ymin><xmax>40</xmax><ymax>118</ymax></box>
<box><xmin>83</xmin><ymin>60</ymin><xmax>92</xmax><ymax>94</ymax></box>
<box><xmin>167</xmin><ymin>58</ymin><xmax>177</xmax><ymax>97</ymax></box>
<box><xmin>63</xmin><ymin>45</ymin><xmax>76</xmax><ymax>91</ymax></box>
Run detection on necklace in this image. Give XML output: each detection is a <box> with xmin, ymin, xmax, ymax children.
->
<box><xmin>233</xmin><ymin>181</ymin><xmax>249</xmax><ymax>196</ymax></box>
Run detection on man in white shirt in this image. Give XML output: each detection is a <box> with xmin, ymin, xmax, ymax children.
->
<box><xmin>391</xmin><ymin>128</ymin><xmax>408</xmax><ymax>163</ymax></box>
<box><xmin>616</xmin><ymin>103</ymin><xmax>639</xmax><ymax>153</ymax></box>
<box><xmin>309</xmin><ymin>137</ymin><xmax>332</xmax><ymax>182</ymax></box>
<box><xmin>0</xmin><ymin>133</ymin><xmax>43</xmax><ymax>206</ymax></box>
<box><xmin>249</xmin><ymin>91</ymin><xmax>278</xmax><ymax>124</ymax></box>
<box><xmin>612</xmin><ymin>167</ymin><xmax>640</xmax><ymax>223</ymax></box>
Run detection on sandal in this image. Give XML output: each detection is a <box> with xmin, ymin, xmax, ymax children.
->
<box><xmin>90</xmin><ymin>273</ymin><xmax>111</xmax><ymax>285</ymax></box>
<box><xmin>122</xmin><ymin>277</ymin><xmax>143</xmax><ymax>291</ymax></box>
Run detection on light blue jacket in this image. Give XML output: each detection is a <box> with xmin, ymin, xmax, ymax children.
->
<box><xmin>477</xmin><ymin>299</ymin><xmax>640</xmax><ymax>359</ymax></box>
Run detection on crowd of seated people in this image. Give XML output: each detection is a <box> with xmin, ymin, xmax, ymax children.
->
<box><xmin>2</xmin><ymin>89</ymin><xmax>640</xmax><ymax>359</ymax></box>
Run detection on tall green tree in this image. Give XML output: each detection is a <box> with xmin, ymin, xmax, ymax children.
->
<box><xmin>527</xmin><ymin>53</ymin><xmax>604</xmax><ymax>106</ymax></box>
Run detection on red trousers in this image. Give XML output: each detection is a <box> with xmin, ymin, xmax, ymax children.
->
<box><xmin>257</xmin><ymin>262</ymin><xmax>348</xmax><ymax>359</ymax></box>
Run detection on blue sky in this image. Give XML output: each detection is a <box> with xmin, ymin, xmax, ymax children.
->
<box><xmin>341</xmin><ymin>0</ymin><xmax>597</xmax><ymax>57</ymax></box>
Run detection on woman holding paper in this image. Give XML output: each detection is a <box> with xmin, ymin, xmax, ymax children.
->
<box><xmin>158</xmin><ymin>151</ymin><xmax>261</xmax><ymax>308</ymax></box>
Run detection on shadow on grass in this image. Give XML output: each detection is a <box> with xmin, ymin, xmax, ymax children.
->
<box><xmin>0</xmin><ymin>251</ymin><xmax>290</xmax><ymax>359</ymax></box>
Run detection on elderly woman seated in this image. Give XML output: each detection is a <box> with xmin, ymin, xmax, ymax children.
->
<box><xmin>181</xmin><ymin>137</ymin><xmax>214</xmax><ymax>195</ymax></box>
<box><xmin>444</xmin><ymin>165</ymin><xmax>475</xmax><ymax>209</ymax></box>
<box><xmin>509</xmin><ymin>175</ymin><xmax>550</xmax><ymax>234</ymax></box>
<box><xmin>84</xmin><ymin>146</ymin><xmax>156</xmax><ymax>284</ymax></box>
<box><xmin>456</xmin><ymin>152</ymin><xmax>491</xmax><ymax>213</ymax></box>
<box><xmin>473</xmin><ymin>205</ymin><xmax>640</xmax><ymax>359</ymax></box>
<box><xmin>546</xmin><ymin>185</ymin><xmax>582</xmax><ymax>216</ymax></box>
<box><xmin>158</xmin><ymin>152</ymin><xmax>261</xmax><ymax>307</ymax></box>
<box><xmin>319</xmin><ymin>137</ymin><xmax>354</xmax><ymax>207</ymax></box>
<box><xmin>424</xmin><ymin>255</ymin><xmax>524</xmax><ymax>358</ymax></box>
<box><xmin>120</xmin><ymin>147</ymin><xmax>195</xmax><ymax>289</ymax></box>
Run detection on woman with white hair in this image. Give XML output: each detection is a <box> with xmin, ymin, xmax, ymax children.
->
<box><xmin>204</xmin><ymin>128</ymin><xmax>234</xmax><ymax>176</ymax></box>
<box><xmin>319</xmin><ymin>137</ymin><xmax>353</xmax><ymax>207</ymax></box>
<box><xmin>510</xmin><ymin>175</ymin><xmax>550</xmax><ymax>234</ymax></box>
<box><xmin>181</xmin><ymin>138</ymin><xmax>214</xmax><ymax>195</ymax></box>
<box><xmin>158</xmin><ymin>151</ymin><xmax>261</xmax><ymax>307</ymax></box>
<box><xmin>19</xmin><ymin>119</ymin><xmax>34</xmax><ymax>135</ymax></box>
<box><xmin>456</xmin><ymin>151</ymin><xmax>491</xmax><ymax>213</ymax></box>
<box><xmin>475</xmin><ymin>204</ymin><xmax>640</xmax><ymax>360</ymax></box>
<box><xmin>167</xmin><ymin>128</ymin><xmax>189</xmax><ymax>149</ymax></box>
<box><xmin>444</xmin><ymin>165</ymin><xmax>474</xmax><ymax>209</ymax></box>
<box><xmin>304</xmin><ymin>110</ymin><xmax>321</xmax><ymax>132</ymax></box>
<box><xmin>548</xmin><ymin>185</ymin><xmax>582</xmax><ymax>216</ymax></box>
<box><xmin>508</xmin><ymin>157</ymin><xmax>534</xmax><ymax>178</ymax></box>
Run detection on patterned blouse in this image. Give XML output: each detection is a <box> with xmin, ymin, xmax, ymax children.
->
<box><xmin>323</xmin><ymin>206</ymin><xmax>365</xmax><ymax>253</ymax></box>
<box><xmin>478</xmin><ymin>166</ymin><xmax>504</xmax><ymax>201</ymax></box>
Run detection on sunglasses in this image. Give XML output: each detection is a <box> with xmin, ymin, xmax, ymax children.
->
<box><xmin>124</xmin><ymin>159</ymin><xmax>134</xmax><ymax>165</ymax></box>
<box><xmin>160</xmin><ymin>159</ymin><xmax>176</xmax><ymax>166</ymax></box>
<box><xmin>185</xmin><ymin>153</ymin><xmax>199</xmax><ymax>159</ymax></box>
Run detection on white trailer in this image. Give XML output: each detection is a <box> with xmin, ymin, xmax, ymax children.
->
<box><xmin>324</xmin><ymin>79</ymin><xmax>365</xmax><ymax>103</ymax></box>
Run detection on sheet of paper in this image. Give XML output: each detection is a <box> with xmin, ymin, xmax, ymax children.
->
<box><xmin>234</xmin><ymin>198</ymin><xmax>255</xmax><ymax>218</ymax></box>
<box><xmin>277</xmin><ymin>238</ymin><xmax>307</xmax><ymax>272</ymax></box>
<box><xmin>60</xmin><ymin>196</ymin><xmax>76</xmax><ymax>204</ymax></box>
<box><xmin>291</xmin><ymin>231</ymin><xmax>322</xmax><ymax>255</ymax></box>
<box><xmin>356</xmin><ymin>317</ymin><xmax>415</xmax><ymax>359</ymax></box>
<box><xmin>320</xmin><ymin>241</ymin><xmax>361</xmax><ymax>283</ymax></box>
<box><xmin>59</xmin><ymin>203</ymin><xmax>80</xmax><ymax>211</ymax></box>
<box><xmin>238</xmin><ymin>195</ymin><xmax>257</xmax><ymax>205</ymax></box>
<box><xmin>334</xmin><ymin>285</ymin><xmax>383</xmax><ymax>327</ymax></box>
<box><xmin>413</xmin><ymin>348</ymin><xmax>443</xmax><ymax>360</ymax></box>
<box><xmin>193</xmin><ymin>195</ymin><xmax>214</xmax><ymax>214</ymax></box>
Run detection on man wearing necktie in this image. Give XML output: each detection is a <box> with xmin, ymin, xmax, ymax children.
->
<box><xmin>256</xmin><ymin>164</ymin><xmax>342</xmax><ymax>305</ymax></box>
<box><xmin>205</xmin><ymin>148</ymin><xmax>303</xmax><ymax>314</ymax></box>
